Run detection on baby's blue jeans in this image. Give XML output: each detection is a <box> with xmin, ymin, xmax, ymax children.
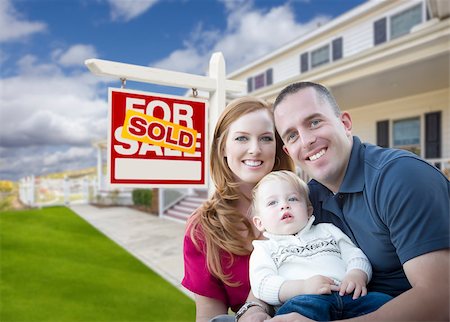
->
<box><xmin>276</xmin><ymin>291</ymin><xmax>392</xmax><ymax>321</ymax></box>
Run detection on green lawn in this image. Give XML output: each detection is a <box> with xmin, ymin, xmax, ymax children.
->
<box><xmin>0</xmin><ymin>206</ymin><xmax>195</xmax><ymax>322</ymax></box>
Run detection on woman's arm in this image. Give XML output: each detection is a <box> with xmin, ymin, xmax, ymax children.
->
<box><xmin>194</xmin><ymin>294</ymin><xmax>228</xmax><ymax>322</ymax></box>
<box><xmin>238</xmin><ymin>291</ymin><xmax>272</xmax><ymax>322</ymax></box>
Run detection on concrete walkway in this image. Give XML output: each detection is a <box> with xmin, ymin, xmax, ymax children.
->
<box><xmin>70</xmin><ymin>204</ymin><xmax>193</xmax><ymax>299</ymax></box>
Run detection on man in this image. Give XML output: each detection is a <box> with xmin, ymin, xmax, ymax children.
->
<box><xmin>267</xmin><ymin>81</ymin><xmax>449</xmax><ymax>321</ymax></box>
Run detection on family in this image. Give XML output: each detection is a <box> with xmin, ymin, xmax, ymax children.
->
<box><xmin>182</xmin><ymin>82</ymin><xmax>450</xmax><ymax>321</ymax></box>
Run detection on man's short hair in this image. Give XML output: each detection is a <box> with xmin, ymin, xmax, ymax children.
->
<box><xmin>273</xmin><ymin>81</ymin><xmax>341</xmax><ymax>116</ymax></box>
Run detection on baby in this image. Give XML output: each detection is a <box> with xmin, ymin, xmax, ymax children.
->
<box><xmin>249</xmin><ymin>170</ymin><xmax>391</xmax><ymax>320</ymax></box>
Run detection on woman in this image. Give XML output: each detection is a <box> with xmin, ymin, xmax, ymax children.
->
<box><xmin>182</xmin><ymin>96</ymin><xmax>295</xmax><ymax>321</ymax></box>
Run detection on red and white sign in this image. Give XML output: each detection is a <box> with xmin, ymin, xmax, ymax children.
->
<box><xmin>108</xmin><ymin>88</ymin><xmax>207</xmax><ymax>187</ymax></box>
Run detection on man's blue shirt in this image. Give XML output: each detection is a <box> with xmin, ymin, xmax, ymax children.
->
<box><xmin>308</xmin><ymin>136</ymin><xmax>450</xmax><ymax>297</ymax></box>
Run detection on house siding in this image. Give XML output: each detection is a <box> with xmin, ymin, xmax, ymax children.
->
<box><xmin>237</xmin><ymin>0</ymin><xmax>429</xmax><ymax>94</ymax></box>
<box><xmin>344</xmin><ymin>21</ymin><xmax>373</xmax><ymax>57</ymax></box>
<box><xmin>272</xmin><ymin>55</ymin><xmax>299</xmax><ymax>84</ymax></box>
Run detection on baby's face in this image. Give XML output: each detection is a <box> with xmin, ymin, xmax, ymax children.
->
<box><xmin>253</xmin><ymin>179</ymin><xmax>310</xmax><ymax>235</ymax></box>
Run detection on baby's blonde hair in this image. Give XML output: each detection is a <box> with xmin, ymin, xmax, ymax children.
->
<box><xmin>251</xmin><ymin>170</ymin><xmax>312</xmax><ymax>217</ymax></box>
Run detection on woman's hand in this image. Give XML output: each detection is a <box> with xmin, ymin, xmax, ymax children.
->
<box><xmin>239</xmin><ymin>305</ymin><xmax>271</xmax><ymax>322</ymax></box>
<box><xmin>240</xmin><ymin>291</ymin><xmax>273</xmax><ymax>322</ymax></box>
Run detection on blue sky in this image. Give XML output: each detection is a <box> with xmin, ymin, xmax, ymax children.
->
<box><xmin>0</xmin><ymin>0</ymin><xmax>366</xmax><ymax>181</ymax></box>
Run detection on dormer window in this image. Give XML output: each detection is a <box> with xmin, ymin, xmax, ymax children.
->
<box><xmin>247</xmin><ymin>68</ymin><xmax>274</xmax><ymax>93</ymax></box>
<box><xmin>254</xmin><ymin>73</ymin><xmax>265</xmax><ymax>90</ymax></box>
<box><xmin>374</xmin><ymin>3</ymin><xmax>424</xmax><ymax>46</ymax></box>
<box><xmin>311</xmin><ymin>45</ymin><xmax>330</xmax><ymax>68</ymax></box>
<box><xmin>390</xmin><ymin>4</ymin><xmax>422</xmax><ymax>39</ymax></box>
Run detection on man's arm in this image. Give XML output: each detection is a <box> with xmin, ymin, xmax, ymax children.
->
<box><xmin>358</xmin><ymin>249</ymin><xmax>449</xmax><ymax>321</ymax></box>
<box><xmin>267</xmin><ymin>249</ymin><xmax>450</xmax><ymax>322</ymax></box>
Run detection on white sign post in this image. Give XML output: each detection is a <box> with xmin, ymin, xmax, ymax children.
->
<box><xmin>85</xmin><ymin>52</ymin><xmax>246</xmax><ymax>193</ymax></box>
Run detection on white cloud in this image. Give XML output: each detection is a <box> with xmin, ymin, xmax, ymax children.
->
<box><xmin>152</xmin><ymin>2</ymin><xmax>330</xmax><ymax>74</ymax></box>
<box><xmin>0</xmin><ymin>0</ymin><xmax>46</xmax><ymax>42</ymax></box>
<box><xmin>0</xmin><ymin>63</ymin><xmax>107</xmax><ymax>147</ymax></box>
<box><xmin>0</xmin><ymin>54</ymin><xmax>108</xmax><ymax>180</ymax></box>
<box><xmin>0</xmin><ymin>146</ymin><xmax>97</xmax><ymax>180</ymax></box>
<box><xmin>151</xmin><ymin>23</ymin><xmax>221</xmax><ymax>74</ymax></box>
<box><xmin>53</xmin><ymin>44</ymin><xmax>99</xmax><ymax>67</ymax></box>
<box><xmin>107</xmin><ymin>0</ymin><xmax>159</xmax><ymax>22</ymax></box>
<box><xmin>151</xmin><ymin>47</ymin><xmax>209</xmax><ymax>75</ymax></box>
<box><xmin>42</xmin><ymin>147</ymin><xmax>96</xmax><ymax>168</ymax></box>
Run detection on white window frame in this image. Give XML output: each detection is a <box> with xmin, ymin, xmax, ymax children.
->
<box><xmin>386</xmin><ymin>2</ymin><xmax>425</xmax><ymax>42</ymax></box>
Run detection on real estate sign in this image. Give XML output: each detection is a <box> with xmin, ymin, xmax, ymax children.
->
<box><xmin>108</xmin><ymin>88</ymin><xmax>207</xmax><ymax>188</ymax></box>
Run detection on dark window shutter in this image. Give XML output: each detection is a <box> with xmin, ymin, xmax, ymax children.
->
<box><xmin>425</xmin><ymin>111</ymin><xmax>441</xmax><ymax>159</ymax></box>
<box><xmin>300</xmin><ymin>52</ymin><xmax>309</xmax><ymax>73</ymax></box>
<box><xmin>374</xmin><ymin>18</ymin><xmax>387</xmax><ymax>45</ymax></box>
<box><xmin>266</xmin><ymin>68</ymin><xmax>273</xmax><ymax>86</ymax></box>
<box><xmin>376</xmin><ymin>120</ymin><xmax>389</xmax><ymax>148</ymax></box>
<box><xmin>332</xmin><ymin>38</ymin><xmax>343</xmax><ymax>61</ymax></box>
<box><xmin>247</xmin><ymin>77</ymin><xmax>253</xmax><ymax>93</ymax></box>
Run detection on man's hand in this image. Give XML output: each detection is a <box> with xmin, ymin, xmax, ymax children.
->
<box><xmin>339</xmin><ymin>269</ymin><xmax>368</xmax><ymax>299</ymax></box>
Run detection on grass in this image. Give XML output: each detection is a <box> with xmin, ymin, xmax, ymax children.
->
<box><xmin>0</xmin><ymin>206</ymin><xmax>195</xmax><ymax>322</ymax></box>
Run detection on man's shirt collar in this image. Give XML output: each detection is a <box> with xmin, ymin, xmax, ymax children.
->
<box><xmin>339</xmin><ymin>136</ymin><xmax>365</xmax><ymax>193</ymax></box>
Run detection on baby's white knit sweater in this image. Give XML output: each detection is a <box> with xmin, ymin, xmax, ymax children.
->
<box><xmin>250</xmin><ymin>216</ymin><xmax>372</xmax><ymax>305</ymax></box>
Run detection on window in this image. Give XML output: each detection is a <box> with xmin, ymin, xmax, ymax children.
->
<box><xmin>266</xmin><ymin>68</ymin><xmax>273</xmax><ymax>86</ymax></box>
<box><xmin>393</xmin><ymin>117</ymin><xmax>420</xmax><ymax>155</ymax></box>
<box><xmin>374</xmin><ymin>4</ymin><xmax>423</xmax><ymax>46</ymax></box>
<box><xmin>300</xmin><ymin>52</ymin><xmax>309</xmax><ymax>73</ymax></box>
<box><xmin>332</xmin><ymin>38</ymin><xmax>343</xmax><ymax>61</ymax></box>
<box><xmin>247</xmin><ymin>77</ymin><xmax>253</xmax><ymax>93</ymax></box>
<box><xmin>374</xmin><ymin>17</ymin><xmax>387</xmax><ymax>45</ymax></box>
<box><xmin>254</xmin><ymin>73</ymin><xmax>265</xmax><ymax>90</ymax></box>
<box><xmin>311</xmin><ymin>45</ymin><xmax>330</xmax><ymax>68</ymax></box>
<box><xmin>247</xmin><ymin>68</ymin><xmax>273</xmax><ymax>92</ymax></box>
<box><xmin>390</xmin><ymin>4</ymin><xmax>422</xmax><ymax>40</ymax></box>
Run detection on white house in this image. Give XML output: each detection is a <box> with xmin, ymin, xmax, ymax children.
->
<box><xmin>228</xmin><ymin>0</ymin><xmax>449</xmax><ymax>176</ymax></box>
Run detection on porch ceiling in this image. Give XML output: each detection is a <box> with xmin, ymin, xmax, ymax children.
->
<box><xmin>331</xmin><ymin>52</ymin><xmax>450</xmax><ymax>110</ymax></box>
<box><xmin>259</xmin><ymin>19</ymin><xmax>450</xmax><ymax>110</ymax></box>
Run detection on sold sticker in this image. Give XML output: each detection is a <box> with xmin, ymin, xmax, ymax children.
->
<box><xmin>121</xmin><ymin>109</ymin><xmax>198</xmax><ymax>154</ymax></box>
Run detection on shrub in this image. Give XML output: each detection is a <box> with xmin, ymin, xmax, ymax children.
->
<box><xmin>132</xmin><ymin>189</ymin><xmax>152</xmax><ymax>207</ymax></box>
<box><xmin>0</xmin><ymin>180</ymin><xmax>14</xmax><ymax>192</ymax></box>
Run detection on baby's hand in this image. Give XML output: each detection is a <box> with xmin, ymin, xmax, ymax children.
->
<box><xmin>304</xmin><ymin>275</ymin><xmax>340</xmax><ymax>295</ymax></box>
<box><xmin>339</xmin><ymin>269</ymin><xmax>368</xmax><ymax>299</ymax></box>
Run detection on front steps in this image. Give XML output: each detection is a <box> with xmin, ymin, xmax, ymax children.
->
<box><xmin>164</xmin><ymin>190</ymin><xmax>208</xmax><ymax>222</ymax></box>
